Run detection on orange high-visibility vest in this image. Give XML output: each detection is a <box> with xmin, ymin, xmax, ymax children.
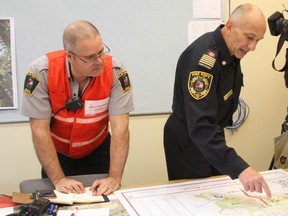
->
<box><xmin>47</xmin><ymin>50</ymin><xmax>113</xmax><ymax>158</ymax></box>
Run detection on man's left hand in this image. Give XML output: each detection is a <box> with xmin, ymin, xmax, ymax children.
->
<box><xmin>90</xmin><ymin>177</ymin><xmax>121</xmax><ymax>195</ymax></box>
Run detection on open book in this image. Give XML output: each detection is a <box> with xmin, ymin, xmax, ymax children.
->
<box><xmin>47</xmin><ymin>187</ymin><xmax>109</xmax><ymax>205</ymax></box>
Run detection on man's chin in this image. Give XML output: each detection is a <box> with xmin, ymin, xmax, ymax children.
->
<box><xmin>235</xmin><ymin>53</ymin><xmax>246</xmax><ymax>59</ymax></box>
<box><xmin>90</xmin><ymin>70</ymin><xmax>104</xmax><ymax>77</ymax></box>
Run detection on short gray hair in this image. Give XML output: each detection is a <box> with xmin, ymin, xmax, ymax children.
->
<box><xmin>229</xmin><ymin>4</ymin><xmax>264</xmax><ymax>27</ymax></box>
<box><xmin>63</xmin><ymin>20</ymin><xmax>100</xmax><ymax>52</ymax></box>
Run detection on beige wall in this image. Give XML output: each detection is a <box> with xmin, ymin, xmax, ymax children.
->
<box><xmin>0</xmin><ymin>115</ymin><xmax>169</xmax><ymax>194</ymax></box>
<box><xmin>1</xmin><ymin>0</ymin><xmax>288</xmax><ymax>195</ymax></box>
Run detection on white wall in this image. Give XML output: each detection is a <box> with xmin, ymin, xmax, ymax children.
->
<box><xmin>1</xmin><ymin>0</ymin><xmax>288</xmax><ymax>195</ymax></box>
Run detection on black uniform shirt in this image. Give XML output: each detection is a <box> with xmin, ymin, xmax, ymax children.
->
<box><xmin>171</xmin><ymin>25</ymin><xmax>249</xmax><ymax>179</ymax></box>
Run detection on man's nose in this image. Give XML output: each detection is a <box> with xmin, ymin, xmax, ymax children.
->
<box><xmin>248</xmin><ymin>41</ymin><xmax>257</xmax><ymax>51</ymax></box>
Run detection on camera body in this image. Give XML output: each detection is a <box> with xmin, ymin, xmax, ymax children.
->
<box><xmin>268</xmin><ymin>11</ymin><xmax>288</xmax><ymax>37</ymax></box>
<box><xmin>268</xmin><ymin>10</ymin><xmax>288</xmax><ymax>88</ymax></box>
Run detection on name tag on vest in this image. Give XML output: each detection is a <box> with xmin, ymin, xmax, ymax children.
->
<box><xmin>85</xmin><ymin>98</ymin><xmax>109</xmax><ymax>115</ymax></box>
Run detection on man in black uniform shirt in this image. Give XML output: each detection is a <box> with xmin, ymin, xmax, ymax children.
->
<box><xmin>164</xmin><ymin>3</ymin><xmax>271</xmax><ymax>198</ymax></box>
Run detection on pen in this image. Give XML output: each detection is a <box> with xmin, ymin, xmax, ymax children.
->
<box><xmin>71</xmin><ymin>207</ymin><xmax>78</xmax><ymax>216</ymax></box>
<box><xmin>53</xmin><ymin>205</ymin><xmax>58</xmax><ymax>216</ymax></box>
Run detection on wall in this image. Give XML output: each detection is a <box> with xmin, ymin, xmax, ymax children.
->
<box><xmin>1</xmin><ymin>0</ymin><xmax>288</xmax><ymax>194</ymax></box>
<box><xmin>0</xmin><ymin>115</ymin><xmax>169</xmax><ymax>194</ymax></box>
<box><xmin>226</xmin><ymin>0</ymin><xmax>288</xmax><ymax>169</ymax></box>
<box><xmin>0</xmin><ymin>0</ymin><xmax>194</xmax><ymax>122</ymax></box>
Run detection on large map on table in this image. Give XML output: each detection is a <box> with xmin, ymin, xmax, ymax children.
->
<box><xmin>115</xmin><ymin>169</ymin><xmax>288</xmax><ymax>216</ymax></box>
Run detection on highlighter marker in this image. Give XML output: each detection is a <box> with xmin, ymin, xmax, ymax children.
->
<box><xmin>48</xmin><ymin>203</ymin><xmax>55</xmax><ymax>215</ymax></box>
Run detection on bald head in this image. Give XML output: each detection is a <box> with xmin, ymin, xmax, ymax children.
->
<box><xmin>63</xmin><ymin>20</ymin><xmax>100</xmax><ymax>52</ymax></box>
<box><xmin>229</xmin><ymin>4</ymin><xmax>266</xmax><ymax>29</ymax></box>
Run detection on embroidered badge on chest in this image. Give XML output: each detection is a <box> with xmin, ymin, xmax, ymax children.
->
<box><xmin>24</xmin><ymin>72</ymin><xmax>41</xmax><ymax>96</ymax></box>
<box><xmin>116</xmin><ymin>71</ymin><xmax>131</xmax><ymax>93</ymax></box>
<box><xmin>198</xmin><ymin>50</ymin><xmax>217</xmax><ymax>70</ymax></box>
<box><xmin>188</xmin><ymin>71</ymin><xmax>213</xmax><ymax>100</ymax></box>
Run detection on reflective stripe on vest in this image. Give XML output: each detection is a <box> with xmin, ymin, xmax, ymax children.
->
<box><xmin>54</xmin><ymin>111</ymin><xmax>109</xmax><ymax>124</ymax></box>
<box><xmin>51</xmin><ymin>126</ymin><xmax>107</xmax><ymax>147</ymax></box>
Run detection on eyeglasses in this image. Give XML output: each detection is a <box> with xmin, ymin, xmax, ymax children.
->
<box><xmin>68</xmin><ymin>44</ymin><xmax>110</xmax><ymax>65</ymax></box>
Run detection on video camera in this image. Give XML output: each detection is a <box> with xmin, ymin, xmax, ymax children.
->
<box><xmin>268</xmin><ymin>9</ymin><xmax>288</xmax><ymax>88</ymax></box>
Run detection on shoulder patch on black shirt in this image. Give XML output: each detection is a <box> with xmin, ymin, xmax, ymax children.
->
<box><xmin>24</xmin><ymin>72</ymin><xmax>41</xmax><ymax>96</ymax></box>
<box><xmin>116</xmin><ymin>71</ymin><xmax>131</xmax><ymax>93</ymax></box>
<box><xmin>198</xmin><ymin>49</ymin><xmax>217</xmax><ymax>70</ymax></box>
<box><xmin>188</xmin><ymin>71</ymin><xmax>213</xmax><ymax>100</ymax></box>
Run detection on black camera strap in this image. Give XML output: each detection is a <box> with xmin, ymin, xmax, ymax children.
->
<box><xmin>272</xmin><ymin>33</ymin><xmax>288</xmax><ymax>72</ymax></box>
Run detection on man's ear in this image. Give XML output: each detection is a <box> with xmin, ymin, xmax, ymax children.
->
<box><xmin>66</xmin><ymin>51</ymin><xmax>74</xmax><ymax>63</ymax></box>
<box><xmin>225</xmin><ymin>20</ymin><xmax>233</xmax><ymax>36</ymax></box>
<box><xmin>66</xmin><ymin>51</ymin><xmax>72</xmax><ymax>58</ymax></box>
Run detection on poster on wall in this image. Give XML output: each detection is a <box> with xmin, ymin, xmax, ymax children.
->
<box><xmin>0</xmin><ymin>17</ymin><xmax>17</xmax><ymax>109</ymax></box>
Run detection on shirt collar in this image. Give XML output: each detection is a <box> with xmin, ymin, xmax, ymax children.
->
<box><xmin>66</xmin><ymin>57</ymin><xmax>74</xmax><ymax>81</ymax></box>
<box><xmin>65</xmin><ymin>57</ymin><xmax>92</xmax><ymax>82</ymax></box>
<box><xmin>214</xmin><ymin>25</ymin><xmax>238</xmax><ymax>65</ymax></box>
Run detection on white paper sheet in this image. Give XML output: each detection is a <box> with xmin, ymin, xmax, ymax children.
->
<box><xmin>57</xmin><ymin>207</ymin><xmax>109</xmax><ymax>216</ymax></box>
<box><xmin>0</xmin><ymin>206</ymin><xmax>15</xmax><ymax>215</ymax></box>
<box><xmin>188</xmin><ymin>20</ymin><xmax>223</xmax><ymax>44</ymax></box>
<box><xmin>192</xmin><ymin>0</ymin><xmax>222</xmax><ymax>18</ymax></box>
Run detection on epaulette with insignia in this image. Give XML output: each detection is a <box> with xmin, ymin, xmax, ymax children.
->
<box><xmin>198</xmin><ymin>49</ymin><xmax>218</xmax><ymax>70</ymax></box>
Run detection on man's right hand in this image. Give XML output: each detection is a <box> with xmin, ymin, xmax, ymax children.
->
<box><xmin>55</xmin><ymin>177</ymin><xmax>86</xmax><ymax>194</ymax></box>
<box><xmin>238</xmin><ymin>167</ymin><xmax>271</xmax><ymax>198</ymax></box>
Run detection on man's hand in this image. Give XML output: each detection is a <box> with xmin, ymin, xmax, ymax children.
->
<box><xmin>55</xmin><ymin>177</ymin><xmax>86</xmax><ymax>194</ymax></box>
<box><xmin>238</xmin><ymin>167</ymin><xmax>271</xmax><ymax>198</ymax></box>
<box><xmin>90</xmin><ymin>177</ymin><xmax>121</xmax><ymax>196</ymax></box>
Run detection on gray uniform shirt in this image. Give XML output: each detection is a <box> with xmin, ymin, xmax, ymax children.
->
<box><xmin>21</xmin><ymin>55</ymin><xmax>134</xmax><ymax>119</ymax></box>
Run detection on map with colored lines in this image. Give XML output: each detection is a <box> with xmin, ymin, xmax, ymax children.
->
<box><xmin>115</xmin><ymin>169</ymin><xmax>288</xmax><ymax>216</ymax></box>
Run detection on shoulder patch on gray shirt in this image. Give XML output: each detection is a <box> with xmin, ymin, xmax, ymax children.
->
<box><xmin>24</xmin><ymin>72</ymin><xmax>41</xmax><ymax>96</ymax></box>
